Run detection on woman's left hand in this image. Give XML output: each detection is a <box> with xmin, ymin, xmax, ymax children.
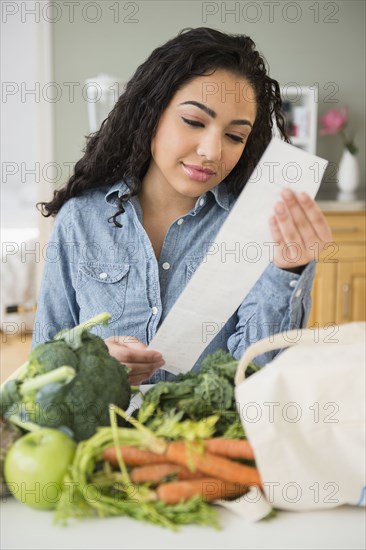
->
<box><xmin>269</xmin><ymin>188</ymin><xmax>333</xmax><ymax>270</ymax></box>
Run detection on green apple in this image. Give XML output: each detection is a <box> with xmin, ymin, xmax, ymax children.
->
<box><xmin>4</xmin><ymin>428</ymin><xmax>76</xmax><ymax>510</ymax></box>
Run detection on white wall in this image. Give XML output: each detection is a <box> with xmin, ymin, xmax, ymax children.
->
<box><xmin>1</xmin><ymin>1</ymin><xmax>54</xmax><ymax>290</ymax></box>
<box><xmin>1</xmin><ymin>0</ymin><xmax>365</xmax><ymax>229</ymax></box>
<box><xmin>2</xmin><ymin>5</ymin><xmax>36</xmax><ymax>227</ymax></box>
<box><xmin>52</xmin><ymin>0</ymin><xmax>366</xmax><ymax>196</ymax></box>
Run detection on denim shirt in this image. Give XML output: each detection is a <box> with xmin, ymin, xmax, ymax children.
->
<box><xmin>33</xmin><ymin>180</ymin><xmax>315</xmax><ymax>382</ymax></box>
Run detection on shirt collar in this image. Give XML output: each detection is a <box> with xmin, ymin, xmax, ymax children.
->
<box><xmin>104</xmin><ymin>181</ymin><xmax>131</xmax><ymax>206</ymax></box>
<box><xmin>208</xmin><ymin>182</ymin><xmax>232</xmax><ymax>211</ymax></box>
<box><xmin>105</xmin><ymin>180</ymin><xmax>233</xmax><ymax>211</ymax></box>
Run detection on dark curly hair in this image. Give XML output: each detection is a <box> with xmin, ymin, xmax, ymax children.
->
<box><xmin>39</xmin><ymin>27</ymin><xmax>289</xmax><ymax>226</ymax></box>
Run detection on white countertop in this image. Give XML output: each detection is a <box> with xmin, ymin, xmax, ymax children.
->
<box><xmin>1</xmin><ymin>498</ymin><xmax>365</xmax><ymax>550</ymax></box>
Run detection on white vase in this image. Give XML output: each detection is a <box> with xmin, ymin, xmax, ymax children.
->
<box><xmin>337</xmin><ymin>148</ymin><xmax>360</xmax><ymax>201</ymax></box>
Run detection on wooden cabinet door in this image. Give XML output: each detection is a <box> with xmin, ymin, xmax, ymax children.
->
<box><xmin>308</xmin><ymin>261</ymin><xmax>337</xmax><ymax>327</ymax></box>
<box><xmin>308</xmin><ymin>212</ymin><xmax>365</xmax><ymax>327</ymax></box>
<box><xmin>336</xmin><ymin>260</ymin><xmax>366</xmax><ymax>323</ymax></box>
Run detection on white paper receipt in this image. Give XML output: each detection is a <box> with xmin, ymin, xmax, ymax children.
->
<box><xmin>149</xmin><ymin>137</ymin><xmax>328</xmax><ymax>375</ymax></box>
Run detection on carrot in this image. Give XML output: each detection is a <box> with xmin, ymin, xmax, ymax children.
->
<box><xmin>156</xmin><ymin>478</ymin><xmax>248</xmax><ymax>504</ymax></box>
<box><xmin>130</xmin><ymin>464</ymin><xmax>180</xmax><ymax>484</ymax></box>
<box><xmin>103</xmin><ymin>441</ymin><xmax>261</xmax><ymax>487</ymax></box>
<box><xmin>203</xmin><ymin>438</ymin><xmax>255</xmax><ymax>461</ymax></box>
<box><xmin>177</xmin><ymin>466</ymin><xmax>209</xmax><ymax>481</ymax></box>
<box><xmin>102</xmin><ymin>446</ymin><xmax>167</xmax><ymax>466</ymax></box>
<box><xmin>129</xmin><ymin>463</ymin><xmax>204</xmax><ymax>484</ymax></box>
<box><xmin>165</xmin><ymin>441</ymin><xmax>262</xmax><ymax>488</ymax></box>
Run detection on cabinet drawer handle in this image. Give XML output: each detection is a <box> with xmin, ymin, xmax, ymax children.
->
<box><xmin>342</xmin><ymin>283</ymin><xmax>350</xmax><ymax>320</ymax></box>
<box><xmin>331</xmin><ymin>227</ymin><xmax>360</xmax><ymax>233</ymax></box>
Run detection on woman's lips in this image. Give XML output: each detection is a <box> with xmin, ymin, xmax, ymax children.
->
<box><xmin>181</xmin><ymin>163</ymin><xmax>216</xmax><ymax>183</ymax></box>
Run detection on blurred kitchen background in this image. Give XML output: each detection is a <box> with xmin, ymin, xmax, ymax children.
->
<box><xmin>1</xmin><ymin>0</ymin><xmax>365</xmax><ymax>376</ymax></box>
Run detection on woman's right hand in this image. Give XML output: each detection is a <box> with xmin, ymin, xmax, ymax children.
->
<box><xmin>105</xmin><ymin>336</ymin><xmax>165</xmax><ymax>386</ymax></box>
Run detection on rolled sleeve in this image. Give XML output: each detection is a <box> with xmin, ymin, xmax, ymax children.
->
<box><xmin>227</xmin><ymin>261</ymin><xmax>316</xmax><ymax>366</ymax></box>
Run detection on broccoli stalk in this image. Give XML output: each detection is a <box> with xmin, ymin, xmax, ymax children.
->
<box><xmin>19</xmin><ymin>366</ymin><xmax>76</xmax><ymax>395</ymax></box>
<box><xmin>54</xmin><ymin>312</ymin><xmax>111</xmax><ymax>350</ymax></box>
<box><xmin>1</xmin><ymin>366</ymin><xmax>76</xmax><ymax>418</ymax></box>
<box><xmin>5</xmin><ymin>414</ymin><xmax>41</xmax><ymax>433</ymax></box>
<box><xmin>0</xmin><ymin>361</ymin><xmax>29</xmax><ymax>392</ymax></box>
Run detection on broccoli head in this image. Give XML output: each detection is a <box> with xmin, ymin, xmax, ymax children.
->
<box><xmin>0</xmin><ymin>313</ymin><xmax>131</xmax><ymax>442</ymax></box>
<box><xmin>60</xmin><ymin>332</ymin><xmax>131</xmax><ymax>440</ymax></box>
<box><xmin>27</xmin><ymin>340</ymin><xmax>79</xmax><ymax>376</ymax></box>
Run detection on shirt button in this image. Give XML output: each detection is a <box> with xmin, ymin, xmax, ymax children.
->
<box><xmin>99</xmin><ymin>272</ymin><xmax>108</xmax><ymax>279</ymax></box>
<box><xmin>199</xmin><ymin>198</ymin><xmax>205</xmax><ymax>206</ymax></box>
<box><xmin>289</xmin><ymin>280</ymin><xmax>297</xmax><ymax>288</ymax></box>
<box><xmin>177</xmin><ymin>218</ymin><xmax>184</xmax><ymax>226</ymax></box>
<box><xmin>151</xmin><ymin>307</ymin><xmax>158</xmax><ymax>315</ymax></box>
<box><xmin>162</xmin><ymin>262</ymin><xmax>170</xmax><ymax>270</ymax></box>
<box><xmin>295</xmin><ymin>288</ymin><xmax>302</xmax><ymax>298</ymax></box>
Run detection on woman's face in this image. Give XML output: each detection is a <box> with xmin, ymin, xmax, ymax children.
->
<box><xmin>145</xmin><ymin>69</ymin><xmax>257</xmax><ymax>201</ymax></box>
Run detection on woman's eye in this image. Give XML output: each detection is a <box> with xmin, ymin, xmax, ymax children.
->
<box><xmin>182</xmin><ymin>117</ymin><xmax>204</xmax><ymax>128</ymax></box>
<box><xmin>227</xmin><ymin>134</ymin><xmax>245</xmax><ymax>144</ymax></box>
<box><xmin>181</xmin><ymin>117</ymin><xmax>246</xmax><ymax>144</ymax></box>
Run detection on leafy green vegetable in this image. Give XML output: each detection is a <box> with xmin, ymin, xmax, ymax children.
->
<box><xmin>0</xmin><ymin>313</ymin><xmax>131</xmax><ymax>442</ymax></box>
<box><xmin>146</xmin><ymin>410</ymin><xmax>219</xmax><ymax>441</ymax></box>
<box><xmin>138</xmin><ymin>350</ymin><xmax>258</xmax><ymax>437</ymax></box>
<box><xmin>221</xmin><ymin>419</ymin><xmax>246</xmax><ymax>439</ymax></box>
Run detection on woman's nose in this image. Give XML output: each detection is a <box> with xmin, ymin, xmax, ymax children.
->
<box><xmin>196</xmin><ymin>132</ymin><xmax>222</xmax><ymax>162</ymax></box>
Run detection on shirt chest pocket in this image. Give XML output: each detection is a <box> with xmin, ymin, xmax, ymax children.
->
<box><xmin>76</xmin><ymin>262</ymin><xmax>130</xmax><ymax>325</ymax></box>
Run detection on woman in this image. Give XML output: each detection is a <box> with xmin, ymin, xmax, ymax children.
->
<box><xmin>35</xmin><ymin>27</ymin><xmax>331</xmax><ymax>385</ymax></box>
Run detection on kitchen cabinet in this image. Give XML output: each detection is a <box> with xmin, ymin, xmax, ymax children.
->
<box><xmin>308</xmin><ymin>210</ymin><xmax>366</xmax><ymax>327</ymax></box>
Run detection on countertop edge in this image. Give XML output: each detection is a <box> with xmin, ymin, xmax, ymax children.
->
<box><xmin>316</xmin><ymin>200</ymin><xmax>366</xmax><ymax>212</ymax></box>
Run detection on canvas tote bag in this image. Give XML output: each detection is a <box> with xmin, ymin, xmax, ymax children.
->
<box><xmin>234</xmin><ymin>322</ymin><xmax>366</xmax><ymax>513</ymax></box>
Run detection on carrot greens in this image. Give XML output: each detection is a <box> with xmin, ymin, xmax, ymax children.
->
<box><xmin>55</xmin><ymin>406</ymin><xmax>220</xmax><ymax>530</ymax></box>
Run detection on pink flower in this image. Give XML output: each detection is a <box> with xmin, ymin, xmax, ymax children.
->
<box><xmin>319</xmin><ymin>106</ymin><xmax>348</xmax><ymax>135</ymax></box>
<box><xmin>319</xmin><ymin>105</ymin><xmax>358</xmax><ymax>155</ymax></box>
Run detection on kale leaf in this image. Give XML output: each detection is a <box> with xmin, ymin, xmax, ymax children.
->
<box><xmin>138</xmin><ymin>350</ymin><xmax>256</xmax><ymax>437</ymax></box>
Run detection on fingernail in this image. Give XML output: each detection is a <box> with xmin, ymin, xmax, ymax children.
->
<box><xmin>275</xmin><ymin>202</ymin><xmax>285</xmax><ymax>214</ymax></box>
<box><xmin>153</xmin><ymin>353</ymin><xmax>163</xmax><ymax>361</ymax></box>
<box><xmin>299</xmin><ymin>192</ymin><xmax>308</xmax><ymax>202</ymax></box>
<box><xmin>282</xmin><ymin>189</ymin><xmax>293</xmax><ymax>199</ymax></box>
